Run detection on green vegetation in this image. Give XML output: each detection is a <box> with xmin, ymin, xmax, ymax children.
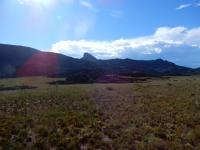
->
<box><xmin>0</xmin><ymin>76</ymin><xmax>200</xmax><ymax>149</ymax></box>
<box><xmin>64</xmin><ymin>69</ymin><xmax>102</xmax><ymax>84</ymax></box>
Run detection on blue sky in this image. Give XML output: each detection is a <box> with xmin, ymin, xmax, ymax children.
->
<box><xmin>0</xmin><ymin>0</ymin><xmax>200</xmax><ymax>67</ymax></box>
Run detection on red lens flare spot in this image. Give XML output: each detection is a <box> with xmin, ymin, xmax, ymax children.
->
<box><xmin>17</xmin><ymin>52</ymin><xmax>59</xmax><ymax>77</ymax></box>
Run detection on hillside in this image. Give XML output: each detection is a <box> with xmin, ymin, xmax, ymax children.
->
<box><xmin>82</xmin><ymin>53</ymin><xmax>194</xmax><ymax>76</ymax></box>
<box><xmin>0</xmin><ymin>44</ymin><xmax>198</xmax><ymax>78</ymax></box>
<box><xmin>96</xmin><ymin>58</ymin><xmax>193</xmax><ymax>76</ymax></box>
<box><xmin>0</xmin><ymin>44</ymin><xmax>99</xmax><ymax>77</ymax></box>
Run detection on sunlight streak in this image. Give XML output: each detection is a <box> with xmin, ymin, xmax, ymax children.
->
<box><xmin>18</xmin><ymin>0</ymin><xmax>56</xmax><ymax>7</ymax></box>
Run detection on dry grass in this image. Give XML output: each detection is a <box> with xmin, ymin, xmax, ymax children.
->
<box><xmin>0</xmin><ymin>76</ymin><xmax>200</xmax><ymax>149</ymax></box>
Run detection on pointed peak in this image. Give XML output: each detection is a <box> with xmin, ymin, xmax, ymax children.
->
<box><xmin>81</xmin><ymin>52</ymin><xmax>97</xmax><ymax>62</ymax></box>
<box><xmin>155</xmin><ymin>58</ymin><xmax>164</xmax><ymax>61</ymax></box>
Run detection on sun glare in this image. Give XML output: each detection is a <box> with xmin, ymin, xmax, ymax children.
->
<box><xmin>18</xmin><ymin>0</ymin><xmax>55</xmax><ymax>7</ymax></box>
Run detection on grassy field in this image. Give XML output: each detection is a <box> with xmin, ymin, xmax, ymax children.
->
<box><xmin>0</xmin><ymin>76</ymin><xmax>200</xmax><ymax>150</ymax></box>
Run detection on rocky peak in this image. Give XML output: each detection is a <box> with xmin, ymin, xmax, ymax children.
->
<box><xmin>81</xmin><ymin>52</ymin><xmax>97</xmax><ymax>62</ymax></box>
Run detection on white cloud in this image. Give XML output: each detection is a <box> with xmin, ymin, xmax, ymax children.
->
<box><xmin>80</xmin><ymin>0</ymin><xmax>98</xmax><ymax>12</ymax></box>
<box><xmin>176</xmin><ymin>4</ymin><xmax>192</xmax><ymax>10</ymax></box>
<box><xmin>176</xmin><ymin>1</ymin><xmax>200</xmax><ymax>10</ymax></box>
<box><xmin>50</xmin><ymin>26</ymin><xmax>200</xmax><ymax>58</ymax></box>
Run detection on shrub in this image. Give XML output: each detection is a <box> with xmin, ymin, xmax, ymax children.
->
<box><xmin>65</xmin><ymin>69</ymin><xmax>102</xmax><ymax>84</ymax></box>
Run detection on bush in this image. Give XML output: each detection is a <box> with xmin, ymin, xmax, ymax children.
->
<box><xmin>65</xmin><ymin>69</ymin><xmax>102</xmax><ymax>84</ymax></box>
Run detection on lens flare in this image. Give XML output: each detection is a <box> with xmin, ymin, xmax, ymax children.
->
<box><xmin>17</xmin><ymin>52</ymin><xmax>59</xmax><ymax>77</ymax></box>
<box><xmin>18</xmin><ymin>0</ymin><xmax>55</xmax><ymax>7</ymax></box>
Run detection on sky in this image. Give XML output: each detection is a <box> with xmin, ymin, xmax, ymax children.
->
<box><xmin>0</xmin><ymin>0</ymin><xmax>200</xmax><ymax>68</ymax></box>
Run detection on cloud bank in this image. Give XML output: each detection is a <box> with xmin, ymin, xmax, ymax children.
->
<box><xmin>51</xmin><ymin>26</ymin><xmax>200</xmax><ymax>59</ymax></box>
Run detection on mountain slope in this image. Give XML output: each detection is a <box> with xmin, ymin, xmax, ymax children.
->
<box><xmin>0</xmin><ymin>44</ymin><xmax>197</xmax><ymax>77</ymax></box>
<box><xmin>96</xmin><ymin>58</ymin><xmax>193</xmax><ymax>76</ymax></box>
<box><xmin>0</xmin><ymin>44</ymin><xmax>99</xmax><ymax>77</ymax></box>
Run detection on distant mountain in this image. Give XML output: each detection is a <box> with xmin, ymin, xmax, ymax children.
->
<box><xmin>95</xmin><ymin>58</ymin><xmax>194</xmax><ymax>76</ymax></box>
<box><xmin>194</xmin><ymin>68</ymin><xmax>200</xmax><ymax>74</ymax></box>
<box><xmin>0</xmin><ymin>44</ymin><xmax>198</xmax><ymax>78</ymax></box>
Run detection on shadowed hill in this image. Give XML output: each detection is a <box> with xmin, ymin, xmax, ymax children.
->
<box><xmin>0</xmin><ymin>44</ymin><xmax>100</xmax><ymax>77</ymax></box>
<box><xmin>0</xmin><ymin>44</ymin><xmax>198</xmax><ymax>78</ymax></box>
<box><xmin>95</xmin><ymin>58</ymin><xmax>194</xmax><ymax>76</ymax></box>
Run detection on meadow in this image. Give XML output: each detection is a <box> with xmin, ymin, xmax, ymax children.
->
<box><xmin>0</xmin><ymin>76</ymin><xmax>200</xmax><ymax>150</ymax></box>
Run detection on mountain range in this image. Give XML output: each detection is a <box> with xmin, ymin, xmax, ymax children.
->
<box><xmin>0</xmin><ymin>43</ymin><xmax>199</xmax><ymax>78</ymax></box>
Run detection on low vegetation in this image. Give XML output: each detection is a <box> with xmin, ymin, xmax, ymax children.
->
<box><xmin>0</xmin><ymin>85</ymin><xmax>36</xmax><ymax>91</ymax></box>
<box><xmin>0</xmin><ymin>76</ymin><xmax>200</xmax><ymax>149</ymax></box>
<box><xmin>65</xmin><ymin>69</ymin><xmax>103</xmax><ymax>84</ymax></box>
